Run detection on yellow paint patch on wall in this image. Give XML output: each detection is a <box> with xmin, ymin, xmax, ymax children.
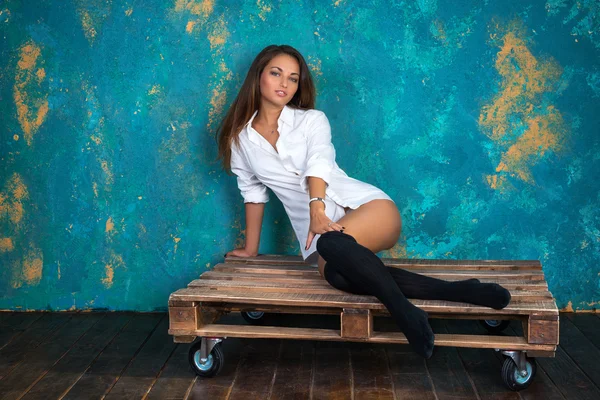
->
<box><xmin>480</xmin><ymin>21</ymin><xmax>567</xmax><ymax>191</ymax></box>
<box><xmin>148</xmin><ymin>84</ymin><xmax>163</xmax><ymax>96</ymax></box>
<box><xmin>13</xmin><ymin>41</ymin><xmax>49</xmax><ymax>146</ymax></box>
<box><xmin>23</xmin><ymin>247</ymin><xmax>43</xmax><ymax>286</ymax></box>
<box><xmin>102</xmin><ymin>264</ymin><xmax>114</xmax><ymax>288</ymax></box>
<box><xmin>207</xmin><ymin>14</ymin><xmax>230</xmax><ymax>50</ymax></box>
<box><xmin>36</xmin><ymin>67</ymin><xmax>45</xmax><ymax>81</ymax></box>
<box><xmin>186</xmin><ymin>20</ymin><xmax>196</xmax><ymax>33</ymax></box>
<box><xmin>257</xmin><ymin>0</ymin><xmax>272</xmax><ymax>21</ymax></box>
<box><xmin>81</xmin><ymin>11</ymin><xmax>97</xmax><ymax>42</ymax></box>
<box><xmin>561</xmin><ymin>300</ymin><xmax>574</xmax><ymax>312</ymax></box>
<box><xmin>307</xmin><ymin>56</ymin><xmax>323</xmax><ymax>77</ymax></box>
<box><xmin>125</xmin><ymin>8</ymin><xmax>133</xmax><ymax>16</ymax></box>
<box><xmin>0</xmin><ymin>238</ymin><xmax>14</xmax><ymax>252</ymax></box>
<box><xmin>495</xmin><ymin>110</ymin><xmax>565</xmax><ymax>183</ymax></box>
<box><xmin>206</xmin><ymin>63</ymin><xmax>233</xmax><ymax>130</ymax></box>
<box><xmin>175</xmin><ymin>0</ymin><xmax>214</xmax><ymax>16</ymax></box>
<box><xmin>175</xmin><ymin>0</ymin><xmax>214</xmax><ymax>32</ymax></box>
<box><xmin>105</xmin><ymin>216</ymin><xmax>115</xmax><ymax>233</ymax></box>
<box><xmin>0</xmin><ymin>173</ymin><xmax>29</xmax><ymax>225</ymax></box>
<box><xmin>100</xmin><ymin>159</ymin><xmax>114</xmax><ymax>185</ymax></box>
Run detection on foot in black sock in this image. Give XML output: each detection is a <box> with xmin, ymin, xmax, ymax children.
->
<box><xmin>448</xmin><ymin>278</ymin><xmax>512</xmax><ymax>309</ymax></box>
<box><xmin>317</xmin><ymin>231</ymin><xmax>434</xmax><ymax>358</ymax></box>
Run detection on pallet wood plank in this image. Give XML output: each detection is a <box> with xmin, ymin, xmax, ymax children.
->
<box><xmin>187</xmin><ymin>279</ymin><xmax>554</xmax><ymax>300</ymax></box>
<box><xmin>170</xmin><ymin>287</ymin><xmax>559</xmax><ymax>316</ymax></box>
<box><xmin>190</xmin><ymin>276</ymin><xmax>549</xmax><ymax>290</ymax></box>
<box><xmin>207</xmin><ymin>267</ymin><xmax>546</xmax><ymax>280</ymax></box>
<box><xmin>171</xmin><ymin>324</ymin><xmax>555</xmax><ymax>351</ymax></box>
<box><xmin>224</xmin><ymin>255</ymin><xmax>542</xmax><ymax>269</ymax></box>
<box><xmin>341</xmin><ymin>308</ymin><xmax>372</xmax><ymax>339</ymax></box>
<box><xmin>21</xmin><ymin>313</ymin><xmax>133</xmax><ymax>400</ymax></box>
<box><xmin>198</xmin><ymin>272</ymin><xmax>549</xmax><ymax>289</ymax></box>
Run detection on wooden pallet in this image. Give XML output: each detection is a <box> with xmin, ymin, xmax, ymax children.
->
<box><xmin>168</xmin><ymin>255</ymin><xmax>559</xmax><ymax>358</ymax></box>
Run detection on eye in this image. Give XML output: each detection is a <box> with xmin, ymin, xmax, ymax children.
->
<box><xmin>290</xmin><ymin>77</ymin><xmax>298</xmax><ymax>83</ymax></box>
<box><xmin>270</xmin><ymin>71</ymin><xmax>279</xmax><ymax>76</ymax></box>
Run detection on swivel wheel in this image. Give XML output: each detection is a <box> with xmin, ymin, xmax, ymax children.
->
<box><xmin>501</xmin><ymin>353</ymin><xmax>537</xmax><ymax>391</ymax></box>
<box><xmin>241</xmin><ymin>310</ymin><xmax>267</xmax><ymax>325</ymax></box>
<box><xmin>480</xmin><ymin>319</ymin><xmax>510</xmax><ymax>333</ymax></box>
<box><xmin>189</xmin><ymin>338</ymin><xmax>225</xmax><ymax>377</ymax></box>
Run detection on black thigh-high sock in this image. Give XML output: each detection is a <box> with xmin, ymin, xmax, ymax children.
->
<box><xmin>321</xmin><ymin>232</ymin><xmax>511</xmax><ymax>309</ymax></box>
<box><xmin>317</xmin><ymin>231</ymin><xmax>434</xmax><ymax>359</ymax></box>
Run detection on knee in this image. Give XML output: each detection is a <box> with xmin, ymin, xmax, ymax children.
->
<box><xmin>316</xmin><ymin>231</ymin><xmax>356</xmax><ymax>260</ymax></box>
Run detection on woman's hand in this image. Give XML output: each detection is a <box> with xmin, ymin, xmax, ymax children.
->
<box><xmin>225</xmin><ymin>248</ymin><xmax>258</xmax><ymax>258</ymax></box>
<box><xmin>305</xmin><ymin>206</ymin><xmax>344</xmax><ymax>250</ymax></box>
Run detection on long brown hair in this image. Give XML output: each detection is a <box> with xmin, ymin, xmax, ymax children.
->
<box><xmin>216</xmin><ymin>45</ymin><xmax>316</xmax><ymax>173</ymax></box>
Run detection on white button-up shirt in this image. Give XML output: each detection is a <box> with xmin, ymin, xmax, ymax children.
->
<box><xmin>230</xmin><ymin>104</ymin><xmax>393</xmax><ymax>261</ymax></box>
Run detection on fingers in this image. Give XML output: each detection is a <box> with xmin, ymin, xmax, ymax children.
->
<box><xmin>305</xmin><ymin>231</ymin><xmax>315</xmax><ymax>251</ymax></box>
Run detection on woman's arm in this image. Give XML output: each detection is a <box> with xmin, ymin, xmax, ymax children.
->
<box><xmin>305</xmin><ymin>178</ymin><xmax>344</xmax><ymax>250</ymax></box>
<box><xmin>244</xmin><ymin>202</ymin><xmax>265</xmax><ymax>256</ymax></box>
<box><xmin>228</xmin><ymin>141</ymin><xmax>269</xmax><ymax>257</ymax></box>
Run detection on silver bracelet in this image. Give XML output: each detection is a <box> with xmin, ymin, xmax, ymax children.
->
<box><xmin>309</xmin><ymin>197</ymin><xmax>326</xmax><ymax>209</ymax></box>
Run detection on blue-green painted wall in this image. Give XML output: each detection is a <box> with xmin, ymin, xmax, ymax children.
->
<box><xmin>1</xmin><ymin>0</ymin><xmax>599</xmax><ymax>311</ymax></box>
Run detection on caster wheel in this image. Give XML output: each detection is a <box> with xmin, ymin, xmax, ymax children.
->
<box><xmin>188</xmin><ymin>339</ymin><xmax>224</xmax><ymax>377</ymax></box>
<box><xmin>501</xmin><ymin>356</ymin><xmax>537</xmax><ymax>391</ymax></box>
<box><xmin>480</xmin><ymin>319</ymin><xmax>510</xmax><ymax>333</ymax></box>
<box><xmin>241</xmin><ymin>310</ymin><xmax>266</xmax><ymax>325</ymax></box>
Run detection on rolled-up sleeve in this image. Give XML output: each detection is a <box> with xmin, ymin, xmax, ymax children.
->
<box><xmin>230</xmin><ymin>142</ymin><xmax>269</xmax><ymax>203</ymax></box>
<box><xmin>299</xmin><ymin>111</ymin><xmax>336</xmax><ymax>193</ymax></box>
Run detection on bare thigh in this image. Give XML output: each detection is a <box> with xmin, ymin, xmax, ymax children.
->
<box><xmin>317</xmin><ymin>199</ymin><xmax>401</xmax><ymax>278</ymax></box>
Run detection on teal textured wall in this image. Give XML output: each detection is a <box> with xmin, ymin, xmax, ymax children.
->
<box><xmin>1</xmin><ymin>0</ymin><xmax>599</xmax><ymax>311</ymax></box>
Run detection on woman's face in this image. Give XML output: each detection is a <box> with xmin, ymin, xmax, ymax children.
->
<box><xmin>259</xmin><ymin>54</ymin><xmax>300</xmax><ymax>107</ymax></box>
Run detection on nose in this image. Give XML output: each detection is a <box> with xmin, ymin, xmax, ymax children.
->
<box><xmin>280</xmin><ymin>79</ymin><xmax>287</xmax><ymax>88</ymax></box>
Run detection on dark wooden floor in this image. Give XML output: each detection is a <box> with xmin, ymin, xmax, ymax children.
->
<box><xmin>0</xmin><ymin>311</ymin><xmax>599</xmax><ymax>400</ymax></box>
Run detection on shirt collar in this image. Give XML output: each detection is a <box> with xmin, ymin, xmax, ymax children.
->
<box><xmin>245</xmin><ymin>104</ymin><xmax>295</xmax><ymax>131</ymax></box>
<box><xmin>244</xmin><ymin>105</ymin><xmax>295</xmax><ymax>152</ymax></box>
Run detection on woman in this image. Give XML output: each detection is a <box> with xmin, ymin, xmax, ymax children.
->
<box><xmin>217</xmin><ymin>44</ymin><xmax>511</xmax><ymax>358</ymax></box>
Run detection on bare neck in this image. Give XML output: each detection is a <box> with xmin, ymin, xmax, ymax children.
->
<box><xmin>255</xmin><ymin>104</ymin><xmax>283</xmax><ymax>128</ymax></box>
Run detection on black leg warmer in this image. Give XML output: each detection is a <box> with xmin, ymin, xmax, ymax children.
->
<box><xmin>321</xmin><ymin>232</ymin><xmax>511</xmax><ymax>310</ymax></box>
<box><xmin>317</xmin><ymin>231</ymin><xmax>434</xmax><ymax>358</ymax></box>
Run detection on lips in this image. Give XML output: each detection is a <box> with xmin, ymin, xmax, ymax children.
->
<box><xmin>275</xmin><ymin>90</ymin><xmax>287</xmax><ymax>97</ymax></box>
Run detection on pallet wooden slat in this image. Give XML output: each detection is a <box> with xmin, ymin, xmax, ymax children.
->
<box><xmin>201</xmin><ymin>270</ymin><xmax>547</xmax><ymax>284</ymax></box>
<box><xmin>187</xmin><ymin>279</ymin><xmax>554</xmax><ymax>300</ymax></box>
<box><xmin>213</xmin><ymin>264</ymin><xmax>546</xmax><ymax>278</ymax></box>
<box><xmin>168</xmin><ymin>324</ymin><xmax>556</xmax><ymax>351</ymax></box>
<box><xmin>224</xmin><ymin>255</ymin><xmax>542</xmax><ymax>269</ymax></box>
<box><xmin>169</xmin><ymin>287</ymin><xmax>558</xmax><ymax>316</ymax></box>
